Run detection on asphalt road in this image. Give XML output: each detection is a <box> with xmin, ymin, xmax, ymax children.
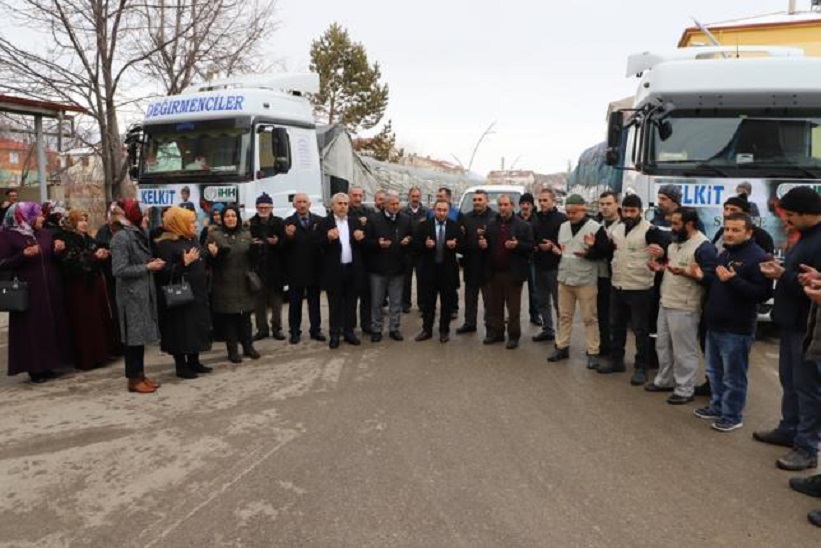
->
<box><xmin>0</xmin><ymin>308</ymin><xmax>817</xmax><ymax>547</ymax></box>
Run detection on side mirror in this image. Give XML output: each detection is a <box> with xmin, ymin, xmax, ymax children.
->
<box><xmin>606</xmin><ymin>111</ymin><xmax>624</xmax><ymax>166</ymax></box>
<box><xmin>124</xmin><ymin>125</ymin><xmax>143</xmax><ymax>181</ymax></box>
<box><xmin>273</xmin><ymin>127</ymin><xmax>291</xmax><ymax>174</ymax></box>
<box><xmin>658</xmin><ymin>120</ymin><xmax>673</xmax><ymax>141</ymax></box>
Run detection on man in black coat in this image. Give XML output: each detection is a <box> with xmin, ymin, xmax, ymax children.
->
<box><xmin>457</xmin><ymin>189</ymin><xmax>493</xmax><ymax>334</ymax></box>
<box><xmin>365</xmin><ymin>191</ymin><xmax>413</xmax><ymax>342</ymax></box>
<box><xmin>249</xmin><ymin>192</ymin><xmax>286</xmax><ymax>341</ymax></box>
<box><xmin>350</xmin><ymin>186</ymin><xmax>375</xmax><ymax>334</ymax></box>
<box><xmin>282</xmin><ymin>193</ymin><xmax>325</xmax><ymax>344</ymax></box>
<box><xmin>402</xmin><ymin>186</ymin><xmax>429</xmax><ymax>314</ymax></box>
<box><xmin>318</xmin><ymin>193</ymin><xmax>366</xmax><ymax>348</ymax></box>
<box><xmin>414</xmin><ymin>200</ymin><xmax>464</xmax><ymax>343</ymax></box>
<box><xmin>532</xmin><ymin>188</ymin><xmax>567</xmax><ymax>342</ymax></box>
<box><xmin>480</xmin><ymin>194</ymin><xmax>535</xmax><ymax>349</ymax></box>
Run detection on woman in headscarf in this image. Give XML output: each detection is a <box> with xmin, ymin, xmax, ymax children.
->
<box><xmin>0</xmin><ymin>202</ymin><xmax>71</xmax><ymax>382</ymax></box>
<box><xmin>110</xmin><ymin>198</ymin><xmax>164</xmax><ymax>393</ymax></box>
<box><xmin>206</xmin><ymin>204</ymin><xmax>260</xmax><ymax>363</ymax></box>
<box><xmin>200</xmin><ymin>202</ymin><xmax>226</xmax><ymax>245</ymax></box>
<box><xmin>56</xmin><ymin>209</ymin><xmax>120</xmax><ymax>370</ymax></box>
<box><xmin>154</xmin><ymin>206</ymin><xmax>212</xmax><ymax>379</ymax></box>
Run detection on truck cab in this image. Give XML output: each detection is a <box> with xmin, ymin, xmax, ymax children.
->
<box><xmin>126</xmin><ymin>73</ymin><xmax>326</xmax><ymax>221</ymax></box>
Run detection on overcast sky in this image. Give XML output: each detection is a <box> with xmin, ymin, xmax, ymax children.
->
<box><xmin>271</xmin><ymin>0</ymin><xmax>794</xmax><ymax>175</ymax></box>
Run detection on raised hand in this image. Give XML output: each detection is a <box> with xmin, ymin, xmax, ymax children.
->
<box><xmin>146</xmin><ymin>258</ymin><xmax>165</xmax><ymax>272</ymax></box>
<box><xmin>504</xmin><ymin>237</ymin><xmax>518</xmax><ymax>250</ymax></box>
<box><xmin>446</xmin><ymin>238</ymin><xmax>457</xmax><ymax>249</ymax></box>
<box><xmin>23</xmin><ymin>245</ymin><xmax>40</xmax><ymax>257</ymax></box>
<box><xmin>285</xmin><ymin>223</ymin><xmax>297</xmax><ymax>238</ymax></box>
<box><xmin>183</xmin><ymin>247</ymin><xmax>200</xmax><ymax>266</ymax></box>
<box><xmin>379</xmin><ymin>237</ymin><xmax>392</xmax><ymax>249</ymax></box>
<box><xmin>207</xmin><ymin>241</ymin><xmax>219</xmax><ymax>256</ymax></box>
<box><xmin>647</xmin><ymin>244</ymin><xmax>665</xmax><ymax>259</ymax></box>
<box><xmin>797</xmin><ymin>264</ymin><xmax>820</xmax><ymax>286</ymax></box>
<box><xmin>353</xmin><ymin>229</ymin><xmax>365</xmax><ymax>242</ymax></box>
<box><xmin>687</xmin><ymin>262</ymin><xmax>704</xmax><ymax>281</ymax></box>
<box><xmin>716</xmin><ymin>265</ymin><xmax>736</xmax><ymax>282</ymax></box>
<box><xmin>53</xmin><ymin>239</ymin><xmax>65</xmax><ymax>253</ymax></box>
<box><xmin>426</xmin><ymin>237</ymin><xmax>435</xmax><ymax>249</ymax></box>
<box><xmin>327</xmin><ymin>228</ymin><xmax>340</xmax><ymax>241</ymax></box>
<box><xmin>538</xmin><ymin>239</ymin><xmax>553</xmax><ymax>252</ymax></box>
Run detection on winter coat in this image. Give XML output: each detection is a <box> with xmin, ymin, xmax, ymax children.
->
<box><xmin>365</xmin><ymin>211</ymin><xmax>413</xmax><ymax>276</ymax></box>
<box><xmin>207</xmin><ymin>225</ymin><xmax>256</xmax><ymax>314</ymax></box>
<box><xmin>154</xmin><ymin>236</ymin><xmax>212</xmax><ymax>354</ymax></box>
<box><xmin>532</xmin><ymin>208</ymin><xmax>567</xmax><ymax>271</ymax></box>
<box><xmin>771</xmin><ymin>222</ymin><xmax>821</xmax><ymax>333</ymax></box>
<box><xmin>281</xmin><ymin>212</ymin><xmax>324</xmax><ymax>287</ymax></box>
<box><xmin>248</xmin><ymin>213</ymin><xmax>286</xmax><ymax>289</ymax></box>
<box><xmin>110</xmin><ymin>224</ymin><xmax>160</xmax><ymax>346</ymax></box>
<box><xmin>805</xmin><ymin>303</ymin><xmax>821</xmax><ymax>362</ymax></box>
<box><xmin>460</xmin><ymin>207</ymin><xmax>494</xmax><ymax>286</ymax></box>
<box><xmin>318</xmin><ymin>216</ymin><xmax>366</xmax><ymax>292</ymax></box>
<box><xmin>483</xmin><ymin>213</ymin><xmax>535</xmax><ymax>284</ymax></box>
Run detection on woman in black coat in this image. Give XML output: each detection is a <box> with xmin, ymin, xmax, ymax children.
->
<box><xmin>154</xmin><ymin>207</ymin><xmax>212</xmax><ymax>379</ymax></box>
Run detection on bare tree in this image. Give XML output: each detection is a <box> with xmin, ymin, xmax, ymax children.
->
<box><xmin>0</xmin><ymin>0</ymin><xmax>279</xmax><ymax>201</ymax></box>
<box><xmin>132</xmin><ymin>0</ymin><xmax>279</xmax><ymax>95</ymax></box>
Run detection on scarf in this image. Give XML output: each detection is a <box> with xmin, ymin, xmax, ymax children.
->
<box><xmin>3</xmin><ymin>202</ymin><xmax>41</xmax><ymax>238</ymax></box>
<box><xmin>157</xmin><ymin>206</ymin><xmax>196</xmax><ymax>242</ymax></box>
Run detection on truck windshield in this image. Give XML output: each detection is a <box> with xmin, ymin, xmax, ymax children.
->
<box><xmin>648</xmin><ymin>110</ymin><xmax>821</xmax><ymax>176</ymax></box>
<box><xmin>142</xmin><ymin>123</ymin><xmax>251</xmax><ymax>179</ymax></box>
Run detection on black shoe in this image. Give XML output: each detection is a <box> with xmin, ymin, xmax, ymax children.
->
<box><xmin>450</xmin><ymin>311</ymin><xmax>458</xmax><ymax>320</ymax></box>
<box><xmin>667</xmin><ymin>394</ymin><xmax>694</xmax><ymax>405</ymax></box>
<box><xmin>190</xmin><ymin>363</ymin><xmax>213</xmax><ymax>374</ymax></box>
<box><xmin>329</xmin><ymin>336</ymin><xmax>340</xmax><ymax>349</ymax></box>
<box><xmin>371</xmin><ymin>333</ymin><xmax>382</xmax><ymax>343</ymax></box>
<box><xmin>789</xmin><ymin>474</ymin><xmax>821</xmax><ymax>498</ymax></box>
<box><xmin>415</xmin><ymin>330</ymin><xmax>432</xmax><ymax>342</ymax></box>
<box><xmin>227</xmin><ymin>343</ymin><xmax>243</xmax><ymax>363</ymax></box>
<box><xmin>243</xmin><ymin>346</ymin><xmax>261</xmax><ymax>360</ymax></box>
<box><xmin>597</xmin><ymin>360</ymin><xmax>626</xmax><ymax>374</ymax></box>
<box><xmin>777</xmin><ymin>449</ymin><xmax>818</xmax><ymax>471</ymax></box>
<box><xmin>808</xmin><ymin>509</ymin><xmax>821</xmax><ymax>527</ymax></box>
<box><xmin>389</xmin><ymin>331</ymin><xmax>404</xmax><ymax>342</ymax></box>
<box><xmin>694</xmin><ymin>379</ymin><xmax>711</xmax><ymax>397</ymax></box>
<box><xmin>439</xmin><ymin>333</ymin><xmax>450</xmax><ymax>343</ymax></box>
<box><xmin>29</xmin><ymin>372</ymin><xmax>47</xmax><ymax>384</ymax></box>
<box><xmin>753</xmin><ymin>428</ymin><xmax>795</xmax><ymax>448</ymax></box>
<box><xmin>532</xmin><ymin>331</ymin><xmax>555</xmax><ymax>342</ymax></box>
<box><xmin>310</xmin><ymin>332</ymin><xmax>327</xmax><ymax>342</ymax></box>
<box><xmin>402</xmin><ymin>305</ymin><xmax>411</xmax><ymax>314</ymax></box>
<box><xmin>289</xmin><ymin>334</ymin><xmax>300</xmax><ymax>345</ymax></box>
<box><xmin>272</xmin><ymin>330</ymin><xmax>286</xmax><ymax>341</ymax></box>
<box><xmin>175</xmin><ymin>366</ymin><xmax>199</xmax><ymax>379</ymax></box>
<box><xmin>483</xmin><ymin>335</ymin><xmax>505</xmax><ymax>345</ymax></box>
<box><xmin>530</xmin><ymin>317</ymin><xmax>543</xmax><ymax>326</ymax></box>
<box><xmin>586</xmin><ymin>355</ymin><xmax>599</xmax><ymax>369</ymax></box>
<box><xmin>547</xmin><ymin>347</ymin><xmax>569</xmax><ymax>362</ymax></box>
<box><xmin>630</xmin><ymin>369</ymin><xmax>648</xmax><ymax>386</ymax></box>
<box><xmin>343</xmin><ymin>333</ymin><xmax>361</xmax><ymax>346</ymax></box>
<box><xmin>253</xmin><ymin>332</ymin><xmax>269</xmax><ymax>341</ymax></box>
<box><xmin>456</xmin><ymin>325</ymin><xmax>477</xmax><ymax>334</ymax></box>
<box><xmin>506</xmin><ymin>338</ymin><xmax>519</xmax><ymax>350</ymax></box>
<box><xmin>644</xmin><ymin>383</ymin><xmax>674</xmax><ymax>393</ymax></box>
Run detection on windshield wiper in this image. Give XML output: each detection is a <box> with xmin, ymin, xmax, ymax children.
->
<box><xmin>683</xmin><ymin>163</ymin><xmax>730</xmax><ymax>177</ymax></box>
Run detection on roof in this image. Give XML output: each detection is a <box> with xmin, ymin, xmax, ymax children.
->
<box><xmin>0</xmin><ymin>94</ymin><xmax>86</xmax><ymax>117</ymax></box>
<box><xmin>679</xmin><ymin>10</ymin><xmax>821</xmax><ymax>47</ymax></box>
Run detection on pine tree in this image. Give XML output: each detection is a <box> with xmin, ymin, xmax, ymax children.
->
<box><xmin>354</xmin><ymin>120</ymin><xmax>404</xmax><ymax>162</ymax></box>
<box><xmin>309</xmin><ymin>23</ymin><xmax>389</xmax><ymax>133</ymax></box>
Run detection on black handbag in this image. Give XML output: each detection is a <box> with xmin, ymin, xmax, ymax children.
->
<box><xmin>0</xmin><ymin>277</ymin><xmax>29</xmax><ymax>312</ymax></box>
<box><xmin>161</xmin><ymin>265</ymin><xmax>194</xmax><ymax>308</ymax></box>
<box><xmin>245</xmin><ymin>270</ymin><xmax>263</xmax><ymax>294</ymax></box>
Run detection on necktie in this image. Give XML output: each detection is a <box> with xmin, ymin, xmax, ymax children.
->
<box><xmin>436</xmin><ymin>222</ymin><xmax>445</xmax><ymax>263</ymax></box>
<box><xmin>301</xmin><ymin>216</ymin><xmax>308</xmax><ymax>228</ymax></box>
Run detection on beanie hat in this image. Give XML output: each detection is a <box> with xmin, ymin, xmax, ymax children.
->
<box><xmin>621</xmin><ymin>194</ymin><xmax>643</xmax><ymax>209</ymax></box>
<box><xmin>779</xmin><ymin>186</ymin><xmax>821</xmax><ymax>215</ymax></box>
<box><xmin>565</xmin><ymin>194</ymin><xmax>585</xmax><ymax>206</ymax></box>
<box><xmin>256</xmin><ymin>192</ymin><xmax>273</xmax><ymax>205</ymax></box>
<box><xmin>519</xmin><ymin>192</ymin><xmax>535</xmax><ymax>205</ymax></box>
<box><xmin>724</xmin><ymin>194</ymin><xmax>750</xmax><ymax>213</ymax></box>
<box><xmin>657</xmin><ymin>184</ymin><xmax>682</xmax><ymax>204</ymax></box>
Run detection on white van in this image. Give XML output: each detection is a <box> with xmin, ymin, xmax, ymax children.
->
<box><xmin>458</xmin><ymin>184</ymin><xmax>527</xmax><ymax>215</ymax></box>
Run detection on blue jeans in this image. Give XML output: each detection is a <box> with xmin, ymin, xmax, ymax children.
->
<box><xmin>777</xmin><ymin>329</ymin><xmax>821</xmax><ymax>456</ymax></box>
<box><xmin>706</xmin><ymin>330</ymin><xmax>754</xmax><ymax>424</ymax></box>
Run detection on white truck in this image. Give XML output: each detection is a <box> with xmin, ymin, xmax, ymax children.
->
<box><xmin>606</xmin><ymin>46</ymin><xmax>821</xmax><ymax>255</ymax></box>
<box><xmin>125</xmin><ymin>73</ymin><xmax>331</xmax><ymax>219</ymax></box>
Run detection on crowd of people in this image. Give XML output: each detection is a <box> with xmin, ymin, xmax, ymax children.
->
<box><xmin>0</xmin><ymin>182</ymin><xmax>819</xmax><ymax>525</ymax></box>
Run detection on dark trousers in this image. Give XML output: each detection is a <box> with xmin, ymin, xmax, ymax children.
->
<box><xmin>220</xmin><ymin>312</ymin><xmax>253</xmax><ymax>349</ymax></box>
<box><xmin>327</xmin><ymin>265</ymin><xmax>358</xmax><ymax>337</ymax></box>
<box><xmin>254</xmin><ymin>286</ymin><xmax>283</xmax><ymax>336</ymax></box>
<box><xmin>597</xmin><ymin>277</ymin><xmax>612</xmax><ymax>354</ymax></box>
<box><xmin>422</xmin><ymin>264</ymin><xmax>456</xmax><ymax>334</ymax></box>
<box><xmin>647</xmin><ymin>273</ymin><xmax>664</xmax><ymax>368</ymax></box>
<box><xmin>777</xmin><ymin>329</ymin><xmax>821</xmax><ymax>456</ymax></box>
<box><xmin>173</xmin><ymin>353</ymin><xmax>201</xmax><ymax>368</ymax></box>
<box><xmin>123</xmin><ymin>345</ymin><xmax>145</xmax><ymax>380</ymax></box>
<box><xmin>464</xmin><ymin>282</ymin><xmax>489</xmax><ymax>328</ymax></box>
<box><xmin>610</xmin><ymin>287</ymin><xmax>653</xmax><ymax>370</ymax></box>
<box><xmin>486</xmin><ymin>270</ymin><xmax>523</xmax><ymax>339</ymax></box>
<box><xmin>402</xmin><ymin>255</ymin><xmax>422</xmax><ymax>309</ymax></box>
<box><xmin>527</xmin><ymin>262</ymin><xmax>539</xmax><ymax>321</ymax></box>
<box><xmin>355</xmin><ymin>279</ymin><xmax>372</xmax><ymax>333</ymax></box>
<box><xmin>289</xmin><ymin>285</ymin><xmax>321</xmax><ymax>336</ymax></box>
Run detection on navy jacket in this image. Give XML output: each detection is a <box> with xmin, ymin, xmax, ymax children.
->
<box><xmin>704</xmin><ymin>239</ymin><xmax>772</xmax><ymax>335</ymax></box>
<box><xmin>772</xmin><ymin>222</ymin><xmax>821</xmax><ymax>332</ymax></box>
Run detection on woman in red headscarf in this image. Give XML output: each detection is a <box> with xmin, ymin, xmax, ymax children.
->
<box><xmin>56</xmin><ymin>209</ymin><xmax>121</xmax><ymax>370</ymax></box>
<box><xmin>0</xmin><ymin>202</ymin><xmax>71</xmax><ymax>382</ymax></box>
<box><xmin>110</xmin><ymin>199</ymin><xmax>164</xmax><ymax>393</ymax></box>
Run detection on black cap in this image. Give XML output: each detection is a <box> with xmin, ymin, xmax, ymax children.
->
<box><xmin>519</xmin><ymin>192</ymin><xmax>535</xmax><ymax>205</ymax></box>
<box><xmin>621</xmin><ymin>194</ymin><xmax>643</xmax><ymax>209</ymax></box>
<box><xmin>779</xmin><ymin>186</ymin><xmax>821</xmax><ymax>214</ymax></box>
<box><xmin>724</xmin><ymin>194</ymin><xmax>750</xmax><ymax>213</ymax></box>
